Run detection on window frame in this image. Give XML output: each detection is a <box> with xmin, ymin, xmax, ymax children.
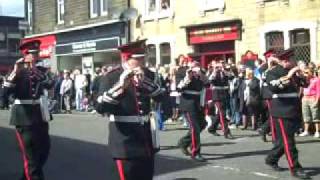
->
<box><xmin>27</xmin><ymin>0</ymin><xmax>33</xmax><ymax>30</ymax></box>
<box><xmin>198</xmin><ymin>0</ymin><xmax>225</xmax><ymax>13</ymax></box>
<box><xmin>57</xmin><ymin>0</ymin><xmax>65</xmax><ymax>24</ymax></box>
<box><xmin>90</xmin><ymin>0</ymin><xmax>99</xmax><ymax>18</ymax></box>
<box><xmin>144</xmin><ymin>0</ymin><xmax>174</xmax><ymax>21</ymax></box>
<box><xmin>100</xmin><ymin>0</ymin><xmax>108</xmax><ymax>16</ymax></box>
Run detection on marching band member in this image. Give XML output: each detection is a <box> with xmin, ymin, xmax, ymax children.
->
<box><xmin>4</xmin><ymin>40</ymin><xmax>53</xmax><ymax>180</ymax></box>
<box><xmin>265</xmin><ymin>49</ymin><xmax>311</xmax><ymax>179</ymax></box>
<box><xmin>95</xmin><ymin>40</ymin><xmax>165</xmax><ymax>180</ymax></box>
<box><xmin>177</xmin><ymin>60</ymin><xmax>207</xmax><ymax>162</ymax></box>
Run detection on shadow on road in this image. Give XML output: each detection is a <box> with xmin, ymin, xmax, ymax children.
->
<box><xmin>0</xmin><ymin>127</ymin><xmax>206</xmax><ymax>180</ymax></box>
<box><xmin>202</xmin><ymin>149</ymin><xmax>269</xmax><ymax>161</ymax></box>
<box><xmin>160</xmin><ymin>142</ymin><xmax>235</xmax><ymax>151</ymax></box>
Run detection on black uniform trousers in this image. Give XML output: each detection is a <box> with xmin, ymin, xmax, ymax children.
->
<box><xmin>114</xmin><ymin>157</ymin><xmax>154</xmax><ymax>180</ymax></box>
<box><xmin>16</xmin><ymin>123</ymin><xmax>50</xmax><ymax>180</ymax></box>
<box><xmin>266</xmin><ymin>118</ymin><xmax>301</xmax><ymax>173</ymax></box>
<box><xmin>208</xmin><ymin>100</ymin><xmax>230</xmax><ymax>135</ymax></box>
<box><xmin>178</xmin><ymin>110</ymin><xmax>207</xmax><ymax>157</ymax></box>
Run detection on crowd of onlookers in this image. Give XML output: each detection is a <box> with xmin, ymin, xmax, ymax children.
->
<box><xmin>0</xmin><ymin>57</ymin><xmax>319</xmax><ymax>137</ymax></box>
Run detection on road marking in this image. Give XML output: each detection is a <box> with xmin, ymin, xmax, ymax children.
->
<box><xmin>252</xmin><ymin>172</ymin><xmax>279</xmax><ymax>179</ymax></box>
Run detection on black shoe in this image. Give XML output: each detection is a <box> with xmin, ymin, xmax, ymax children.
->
<box><xmin>224</xmin><ymin>130</ymin><xmax>234</xmax><ymax>139</ymax></box>
<box><xmin>192</xmin><ymin>154</ymin><xmax>206</xmax><ymax>162</ymax></box>
<box><xmin>178</xmin><ymin>142</ymin><xmax>191</xmax><ymax>156</ymax></box>
<box><xmin>292</xmin><ymin>169</ymin><xmax>311</xmax><ymax>180</ymax></box>
<box><xmin>265</xmin><ymin>162</ymin><xmax>283</xmax><ymax>172</ymax></box>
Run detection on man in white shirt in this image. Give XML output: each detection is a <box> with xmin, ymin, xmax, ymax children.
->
<box><xmin>74</xmin><ymin>69</ymin><xmax>88</xmax><ymax>111</ymax></box>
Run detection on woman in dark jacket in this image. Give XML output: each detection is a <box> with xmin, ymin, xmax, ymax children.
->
<box><xmin>239</xmin><ymin>68</ymin><xmax>261</xmax><ymax>130</ymax></box>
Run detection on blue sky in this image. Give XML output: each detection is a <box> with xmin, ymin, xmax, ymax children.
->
<box><xmin>0</xmin><ymin>0</ymin><xmax>24</xmax><ymax>17</ymax></box>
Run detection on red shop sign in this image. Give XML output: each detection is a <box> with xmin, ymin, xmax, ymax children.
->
<box><xmin>21</xmin><ymin>35</ymin><xmax>56</xmax><ymax>58</ymax></box>
<box><xmin>188</xmin><ymin>25</ymin><xmax>240</xmax><ymax>44</ymax></box>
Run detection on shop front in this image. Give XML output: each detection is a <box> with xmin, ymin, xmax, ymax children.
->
<box><xmin>55</xmin><ymin>22</ymin><xmax>126</xmax><ymax>75</ymax></box>
<box><xmin>183</xmin><ymin>19</ymin><xmax>242</xmax><ymax>68</ymax></box>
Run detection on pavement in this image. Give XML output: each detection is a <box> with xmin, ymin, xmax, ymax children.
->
<box><xmin>0</xmin><ymin>110</ymin><xmax>320</xmax><ymax>180</ymax></box>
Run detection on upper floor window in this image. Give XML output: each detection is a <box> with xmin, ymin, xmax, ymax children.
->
<box><xmin>144</xmin><ymin>0</ymin><xmax>172</xmax><ymax>20</ymax></box>
<box><xmin>198</xmin><ymin>0</ymin><xmax>225</xmax><ymax>13</ymax></box>
<box><xmin>90</xmin><ymin>0</ymin><xmax>108</xmax><ymax>18</ymax></box>
<box><xmin>290</xmin><ymin>29</ymin><xmax>310</xmax><ymax>62</ymax></box>
<box><xmin>265</xmin><ymin>31</ymin><xmax>284</xmax><ymax>54</ymax></box>
<box><xmin>27</xmin><ymin>0</ymin><xmax>33</xmax><ymax>30</ymax></box>
<box><xmin>57</xmin><ymin>0</ymin><xmax>65</xmax><ymax>24</ymax></box>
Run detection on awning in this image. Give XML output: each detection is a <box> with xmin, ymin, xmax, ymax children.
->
<box><xmin>21</xmin><ymin>35</ymin><xmax>56</xmax><ymax>58</ymax></box>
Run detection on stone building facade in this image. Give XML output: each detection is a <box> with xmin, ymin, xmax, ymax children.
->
<box><xmin>24</xmin><ymin>0</ymin><xmax>129</xmax><ymax>73</ymax></box>
<box><xmin>130</xmin><ymin>0</ymin><xmax>320</xmax><ymax>66</ymax></box>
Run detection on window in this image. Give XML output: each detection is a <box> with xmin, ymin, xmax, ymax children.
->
<box><xmin>160</xmin><ymin>43</ymin><xmax>171</xmax><ymax>65</ymax></box>
<box><xmin>290</xmin><ymin>29</ymin><xmax>310</xmax><ymax>62</ymax></box>
<box><xmin>265</xmin><ymin>31</ymin><xmax>284</xmax><ymax>54</ymax></box>
<box><xmin>146</xmin><ymin>44</ymin><xmax>157</xmax><ymax>67</ymax></box>
<box><xmin>198</xmin><ymin>0</ymin><xmax>225</xmax><ymax>12</ymax></box>
<box><xmin>57</xmin><ymin>0</ymin><xmax>65</xmax><ymax>24</ymax></box>
<box><xmin>27</xmin><ymin>0</ymin><xmax>33</xmax><ymax>30</ymax></box>
<box><xmin>90</xmin><ymin>0</ymin><xmax>108</xmax><ymax>18</ymax></box>
<box><xmin>0</xmin><ymin>32</ymin><xmax>6</xmax><ymax>49</ymax></box>
<box><xmin>145</xmin><ymin>0</ymin><xmax>172</xmax><ymax>19</ymax></box>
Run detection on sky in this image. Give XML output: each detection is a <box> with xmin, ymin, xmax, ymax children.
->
<box><xmin>0</xmin><ymin>0</ymin><xmax>24</xmax><ymax>17</ymax></box>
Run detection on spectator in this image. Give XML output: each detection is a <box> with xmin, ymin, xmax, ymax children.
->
<box><xmin>300</xmin><ymin>67</ymin><xmax>320</xmax><ymax>138</ymax></box>
<box><xmin>74</xmin><ymin>69</ymin><xmax>88</xmax><ymax>111</ymax></box>
<box><xmin>60</xmin><ymin>71</ymin><xmax>73</xmax><ymax>114</ymax></box>
<box><xmin>239</xmin><ymin>68</ymin><xmax>261</xmax><ymax>130</ymax></box>
<box><xmin>0</xmin><ymin>76</ymin><xmax>9</xmax><ymax>110</ymax></box>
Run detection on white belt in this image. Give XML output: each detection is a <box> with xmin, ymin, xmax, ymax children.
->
<box><xmin>263</xmin><ymin>82</ymin><xmax>268</xmax><ymax>87</ymax></box>
<box><xmin>109</xmin><ymin>115</ymin><xmax>149</xmax><ymax>124</ymax></box>
<box><xmin>272</xmin><ymin>93</ymin><xmax>299</xmax><ymax>98</ymax></box>
<box><xmin>212</xmin><ymin>86</ymin><xmax>229</xmax><ymax>90</ymax></box>
<box><xmin>14</xmin><ymin>99</ymin><xmax>40</xmax><ymax>105</ymax></box>
<box><xmin>183</xmin><ymin>90</ymin><xmax>201</xmax><ymax>95</ymax></box>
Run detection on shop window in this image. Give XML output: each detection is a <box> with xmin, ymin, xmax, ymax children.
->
<box><xmin>27</xmin><ymin>0</ymin><xmax>33</xmax><ymax>30</ymax></box>
<box><xmin>290</xmin><ymin>29</ymin><xmax>310</xmax><ymax>62</ymax></box>
<box><xmin>8</xmin><ymin>38</ymin><xmax>20</xmax><ymax>53</ymax></box>
<box><xmin>0</xmin><ymin>32</ymin><xmax>6</xmax><ymax>50</ymax></box>
<box><xmin>146</xmin><ymin>44</ymin><xmax>157</xmax><ymax>67</ymax></box>
<box><xmin>145</xmin><ymin>0</ymin><xmax>172</xmax><ymax>19</ymax></box>
<box><xmin>57</xmin><ymin>0</ymin><xmax>65</xmax><ymax>24</ymax></box>
<box><xmin>90</xmin><ymin>0</ymin><xmax>108</xmax><ymax>18</ymax></box>
<box><xmin>160</xmin><ymin>43</ymin><xmax>171</xmax><ymax>65</ymax></box>
<box><xmin>265</xmin><ymin>31</ymin><xmax>284</xmax><ymax>54</ymax></box>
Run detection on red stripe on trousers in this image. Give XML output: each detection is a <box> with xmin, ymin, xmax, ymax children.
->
<box><xmin>116</xmin><ymin>160</ymin><xmax>125</xmax><ymax>180</ymax></box>
<box><xmin>266</xmin><ymin>100</ymin><xmax>276</xmax><ymax>141</ymax></box>
<box><xmin>278</xmin><ymin>118</ymin><xmax>294</xmax><ymax>172</ymax></box>
<box><xmin>15</xmin><ymin>131</ymin><xmax>32</xmax><ymax>180</ymax></box>
<box><xmin>215</xmin><ymin>102</ymin><xmax>225</xmax><ymax>132</ymax></box>
<box><xmin>186</xmin><ymin>112</ymin><xmax>197</xmax><ymax>157</ymax></box>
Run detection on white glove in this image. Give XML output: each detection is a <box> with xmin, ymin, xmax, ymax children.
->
<box><xmin>119</xmin><ymin>70</ymin><xmax>134</xmax><ymax>87</ymax></box>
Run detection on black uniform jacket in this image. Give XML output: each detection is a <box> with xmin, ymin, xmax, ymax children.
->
<box><xmin>209</xmin><ymin>71</ymin><xmax>230</xmax><ymax>101</ymax></box>
<box><xmin>4</xmin><ymin>67</ymin><xmax>53</xmax><ymax>126</ymax></box>
<box><xmin>176</xmin><ymin>68</ymin><xmax>205</xmax><ymax>112</ymax></box>
<box><xmin>266</xmin><ymin>65</ymin><xmax>307</xmax><ymax>119</ymax></box>
<box><xmin>96</xmin><ymin>66</ymin><xmax>165</xmax><ymax>159</ymax></box>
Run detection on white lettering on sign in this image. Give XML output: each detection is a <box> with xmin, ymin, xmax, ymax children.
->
<box><xmin>72</xmin><ymin>41</ymin><xmax>97</xmax><ymax>51</ymax></box>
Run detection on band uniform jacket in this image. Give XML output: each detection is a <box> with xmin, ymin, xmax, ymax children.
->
<box><xmin>96</xmin><ymin>67</ymin><xmax>165</xmax><ymax>159</ymax></box>
<box><xmin>209</xmin><ymin>71</ymin><xmax>231</xmax><ymax>101</ymax></box>
<box><xmin>4</xmin><ymin>67</ymin><xmax>54</xmax><ymax>126</ymax></box>
<box><xmin>260</xmin><ymin>66</ymin><xmax>273</xmax><ymax>100</ymax></box>
<box><xmin>176</xmin><ymin>69</ymin><xmax>205</xmax><ymax>112</ymax></box>
<box><xmin>266</xmin><ymin>65</ymin><xmax>307</xmax><ymax>118</ymax></box>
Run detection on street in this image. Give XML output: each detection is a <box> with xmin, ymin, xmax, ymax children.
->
<box><xmin>1</xmin><ymin>110</ymin><xmax>320</xmax><ymax>180</ymax></box>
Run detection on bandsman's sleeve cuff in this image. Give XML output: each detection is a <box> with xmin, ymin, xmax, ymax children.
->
<box><xmin>149</xmin><ymin>87</ymin><xmax>164</xmax><ymax>97</ymax></box>
<box><xmin>3</xmin><ymin>81</ymin><xmax>15</xmax><ymax>88</ymax></box>
<box><xmin>102</xmin><ymin>92</ymin><xmax>120</xmax><ymax>105</ymax></box>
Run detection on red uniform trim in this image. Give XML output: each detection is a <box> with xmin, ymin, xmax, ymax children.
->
<box><xmin>116</xmin><ymin>160</ymin><xmax>125</xmax><ymax>180</ymax></box>
<box><xmin>278</xmin><ymin>118</ymin><xmax>294</xmax><ymax>173</ymax></box>
<box><xmin>15</xmin><ymin>131</ymin><xmax>32</xmax><ymax>180</ymax></box>
<box><xmin>215</xmin><ymin>102</ymin><xmax>225</xmax><ymax>132</ymax></box>
<box><xmin>266</xmin><ymin>100</ymin><xmax>276</xmax><ymax>141</ymax></box>
<box><xmin>186</xmin><ymin>112</ymin><xmax>197</xmax><ymax>157</ymax></box>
